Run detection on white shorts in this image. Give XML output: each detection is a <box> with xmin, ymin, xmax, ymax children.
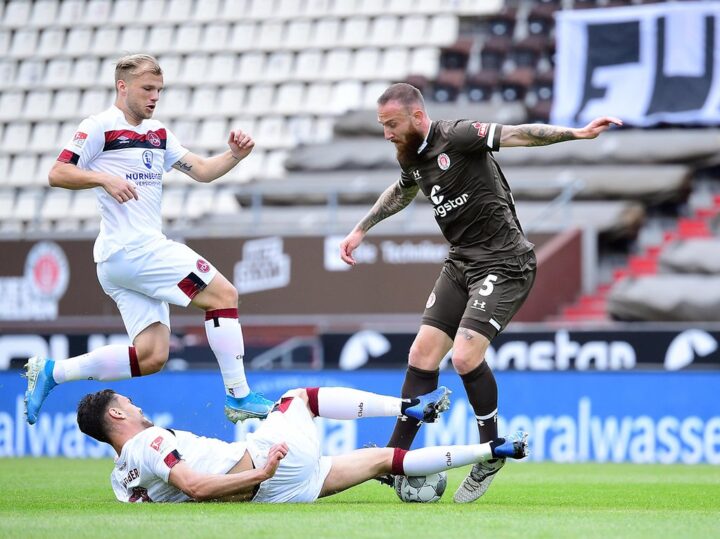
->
<box><xmin>246</xmin><ymin>393</ymin><xmax>332</xmax><ymax>503</ymax></box>
<box><xmin>97</xmin><ymin>238</ymin><xmax>218</xmax><ymax>341</ymax></box>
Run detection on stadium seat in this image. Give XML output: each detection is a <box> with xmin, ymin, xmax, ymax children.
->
<box><xmin>440</xmin><ymin>38</ymin><xmax>474</xmax><ymax>70</ymax></box>
<box><xmin>3</xmin><ymin>122</ymin><xmax>31</xmax><ymax>153</ymax></box>
<box><xmin>432</xmin><ymin>69</ymin><xmax>466</xmax><ymax>103</ymax></box>
<box><xmin>29</xmin><ymin>0</ymin><xmax>59</xmax><ymax>27</ymax></box>
<box><xmin>71</xmin><ymin>59</ymin><xmax>101</xmax><ymax>88</ymax></box>
<box><xmin>274</xmin><ymin>83</ymin><xmax>305</xmax><ymax>115</ymax></box>
<box><xmin>56</xmin><ymin>0</ymin><xmax>84</xmax><ymax>25</ymax></box>
<box><xmin>258</xmin><ymin>21</ymin><xmax>284</xmax><ymax>51</ymax></box>
<box><xmin>285</xmin><ymin>20</ymin><xmax>312</xmax><ymax>50</ymax></box>
<box><xmin>500</xmin><ymin>68</ymin><xmax>535</xmax><ymax>102</ymax></box>
<box><xmin>16</xmin><ymin>59</ymin><xmax>45</xmax><ymax>88</ymax></box>
<box><xmin>256</xmin><ymin>117</ymin><xmax>293</xmax><ymax>149</ymax></box>
<box><xmin>156</xmin><ymin>55</ymin><xmax>182</xmax><ymax>83</ymax></box>
<box><xmin>230</xmin><ymin>22</ymin><xmax>257</xmax><ymax>51</ymax></box>
<box><xmin>50</xmin><ymin>89</ymin><xmax>80</xmax><ymax>120</ymax></box>
<box><xmin>220</xmin><ymin>0</ymin><xmax>250</xmax><ymax>22</ymax></box>
<box><xmin>409</xmin><ymin>48</ymin><xmax>441</xmax><ymax>79</ymax></box>
<box><xmin>201</xmin><ymin>23</ymin><xmax>231</xmax><ymax>53</ymax></box>
<box><xmin>0</xmin><ymin>91</ymin><xmax>24</xmax><ymax>120</ymax></box>
<box><xmin>58</xmin><ymin>122</ymin><xmax>77</xmax><ymax>146</ymax></box>
<box><xmin>174</xmin><ymin>24</ymin><xmax>202</xmax><ymax>54</ymax></box>
<box><xmin>248</xmin><ymin>0</ymin><xmax>275</xmax><ymax>20</ymax></box>
<box><xmin>245</xmin><ymin>84</ymin><xmax>275</xmax><ymax>114</ymax></box>
<box><xmin>39</xmin><ymin>188</ymin><xmax>73</xmax><ymax>226</ymax></box>
<box><xmin>340</xmin><ymin>18</ymin><xmax>371</xmax><ymax>48</ymax></box>
<box><xmin>287</xmin><ymin>116</ymin><xmax>315</xmax><ymax>145</ymax></box>
<box><xmin>527</xmin><ymin>4</ymin><xmax>557</xmax><ymax>36</ymax></box>
<box><xmin>8</xmin><ymin>155</ymin><xmax>38</xmax><ymax>187</ymax></box>
<box><xmin>207</xmin><ymin>53</ymin><xmax>237</xmax><ymax>84</ymax></box>
<box><xmin>179</xmin><ymin>55</ymin><xmax>208</xmax><ymax>84</ymax></box>
<box><xmin>161</xmin><ymin>187</ymin><xmax>187</xmax><ymax>222</ymax></box>
<box><xmin>265</xmin><ymin>52</ymin><xmax>294</xmax><ymax>83</ymax></box>
<box><xmin>304</xmin><ymin>0</ymin><xmax>332</xmax><ymax>18</ymax></box>
<box><xmin>465</xmin><ymin>70</ymin><xmax>499</xmax><ymax>103</ymax></box>
<box><xmin>330</xmin><ymin>81</ymin><xmax>363</xmax><ymax>114</ymax></box>
<box><xmin>379</xmin><ymin>49</ymin><xmax>410</xmax><ymax>81</ymax></box>
<box><xmin>312</xmin><ymin>19</ymin><xmax>341</xmax><ymax>48</ymax></box>
<box><xmin>217</xmin><ymin>86</ymin><xmax>247</xmax><ymax>115</ymax></box>
<box><xmin>66</xmin><ymin>27</ymin><xmax>96</xmax><ymax>57</ymax></box>
<box><xmin>85</xmin><ymin>0</ymin><xmax>112</xmax><ymax>24</ymax></box>
<box><xmin>0</xmin><ymin>60</ymin><xmax>16</xmax><ymax>89</ymax></box>
<box><xmin>398</xmin><ymin>15</ymin><xmax>428</xmax><ymax>46</ymax></box>
<box><xmin>294</xmin><ymin>50</ymin><xmax>323</xmax><ymax>81</ymax></box>
<box><xmin>24</xmin><ymin>91</ymin><xmax>53</xmax><ymax>122</ymax></box>
<box><xmin>191</xmin><ymin>87</ymin><xmax>219</xmax><ymax>116</ymax></box>
<box><xmin>427</xmin><ymin>14</ymin><xmax>460</xmax><ymax>46</ymax></box>
<box><xmin>354</xmin><ymin>48</ymin><xmax>382</xmax><ymax>81</ymax></box>
<box><xmin>147</xmin><ymin>26</ymin><xmax>174</xmax><ymax>55</ymax></box>
<box><xmin>276</xmin><ymin>0</ymin><xmax>304</xmax><ymax>19</ymax></box>
<box><xmin>3</xmin><ymin>0</ymin><xmax>31</xmax><ymax>28</ymax></box>
<box><xmin>194</xmin><ymin>0</ymin><xmax>221</xmax><ymax>22</ymax></box>
<box><xmin>10</xmin><ymin>28</ymin><xmax>38</xmax><ymax>58</ymax></box>
<box><xmin>197</xmin><ymin>118</ymin><xmax>228</xmax><ymax>150</ymax></box>
<box><xmin>511</xmin><ymin>36</ymin><xmax>550</xmax><ymax>69</ymax></box>
<box><xmin>110</xmin><ymin>0</ymin><xmax>139</xmax><ymax>24</ymax></box>
<box><xmin>526</xmin><ymin>100</ymin><xmax>552</xmax><ymax>123</ymax></box>
<box><xmin>80</xmin><ymin>89</ymin><xmax>110</xmax><ymax>117</ymax></box>
<box><xmin>36</xmin><ymin>154</ymin><xmax>56</xmax><ymax>182</ymax></box>
<box><xmin>237</xmin><ymin>52</ymin><xmax>265</xmax><ymax>83</ymax></box>
<box><xmin>362</xmin><ymin>80</ymin><xmax>393</xmax><ymax>109</ymax></box>
<box><xmin>44</xmin><ymin>58</ymin><xmax>71</xmax><ymax>87</ymax></box>
<box><xmin>92</xmin><ymin>28</ymin><xmax>120</xmax><ymax>56</ymax></box>
<box><xmin>160</xmin><ymin>87</ymin><xmax>190</xmax><ymax>117</ymax></box>
<box><xmin>117</xmin><ymin>26</ymin><xmax>147</xmax><ymax>55</ymax></box>
<box><xmin>323</xmin><ymin>49</ymin><xmax>353</xmax><ymax>82</ymax></box>
<box><xmin>170</xmin><ymin>119</ymin><xmax>198</xmax><ymax>145</ymax></box>
<box><xmin>369</xmin><ymin>16</ymin><xmax>399</xmax><ymax>47</ymax></box>
<box><xmin>0</xmin><ymin>156</ymin><xmax>10</xmax><ymax>186</ymax></box>
<box><xmin>486</xmin><ymin>8</ymin><xmax>517</xmax><ymax>37</ymax></box>
<box><xmin>36</xmin><ymin>28</ymin><xmax>65</xmax><ymax>58</ymax></box>
<box><xmin>138</xmin><ymin>0</ymin><xmax>165</xmax><ymax>22</ymax></box>
<box><xmin>356</xmin><ymin>0</ymin><xmax>386</xmax><ymax>16</ymax></box>
<box><xmin>68</xmin><ymin>189</ymin><xmax>100</xmax><ymax>223</ymax></box>
<box><xmin>0</xmin><ymin>190</ymin><xmax>15</xmax><ymax>228</ymax></box>
<box><xmin>533</xmin><ymin>69</ymin><xmax>555</xmax><ymax>102</ymax></box>
<box><xmin>480</xmin><ymin>35</ymin><xmax>511</xmax><ymax>71</ymax></box>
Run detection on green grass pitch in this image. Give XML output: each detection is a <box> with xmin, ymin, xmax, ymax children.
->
<box><xmin>1</xmin><ymin>459</ymin><xmax>718</xmax><ymax>539</ymax></box>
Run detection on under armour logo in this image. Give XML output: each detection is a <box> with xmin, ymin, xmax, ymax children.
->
<box><xmin>412</xmin><ymin>169</ymin><xmax>421</xmax><ymax>180</ymax></box>
<box><xmin>471</xmin><ymin>300</ymin><xmax>486</xmax><ymax>311</ymax></box>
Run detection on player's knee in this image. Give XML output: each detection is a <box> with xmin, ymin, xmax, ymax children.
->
<box><xmin>137</xmin><ymin>348</ymin><xmax>169</xmax><ymax>375</ymax></box>
<box><xmin>408</xmin><ymin>341</ymin><xmax>437</xmax><ymax>369</ymax></box>
<box><xmin>451</xmin><ymin>353</ymin><xmax>483</xmax><ymax>375</ymax></box>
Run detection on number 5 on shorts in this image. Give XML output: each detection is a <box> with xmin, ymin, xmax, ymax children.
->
<box><xmin>479</xmin><ymin>274</ymin><xmax>498</xmax><ymax>296</ymax></box>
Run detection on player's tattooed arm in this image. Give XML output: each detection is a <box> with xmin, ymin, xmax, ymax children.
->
<box><xmin>172</xmin><ymin>159</ymin><xmax>193</xmax><ymax>173</ymax></box>
<box><xmin>357</xmin><ymin>181</ymin><xmax>420</xmax><ymax>233</ymax></box>
<box><xmin>500</xmin><ymin>124</ymin><xmax>576</xmax><ymax>147</ymax></box>
<box><xmin>500</xmin><ymin>117</ymin><xmax>623</xmax><ymax>148</ymax></box>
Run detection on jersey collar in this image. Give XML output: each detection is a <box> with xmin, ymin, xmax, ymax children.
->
<box><xmin>417</xmin><ymin>122</ymin><xmax>435</xmax><ymax>154</ymax></box>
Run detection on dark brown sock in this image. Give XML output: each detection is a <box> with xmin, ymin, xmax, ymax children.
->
<box><xmin>461</xmin><ymin>361</ymin><xmax>498</xmax><ymax>443</ymax></box>
<box><xmin>386</xmin><ymin>365</ymin><xmax>439</xmax><ymax>449</ymax></box>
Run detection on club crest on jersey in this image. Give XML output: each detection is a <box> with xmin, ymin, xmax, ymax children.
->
<box><xmin>147</xmin><ymin>131</ymin><xmax>161</xmax><ymax>147</ymax></box>
<box><xmin>197</xmin><ymin>259</ymin><xmax>210</xmax><ymax>273</ymax></box>
<box><xmin>472</xmin><ymin>122</ymin><xmax>489</xmax><ymax>138</ymax></box>
<box><xmin>437</xmin><ymin>153</ymin><xmax>451</xmax><ymax>170</ymax></box>
<box><xmin>142</xmin><ymin>150</ymin><xmax>153</xmax><ymax>170</ymax></box>
<box><xmin>150</xmin><ymin>436</ymin><xmax>163</xmax><ymax>452</ymax></box>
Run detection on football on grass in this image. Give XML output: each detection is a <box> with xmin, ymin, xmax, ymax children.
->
<box><xmin>394</xmin><ymin>472</ymin><xmax>447</xmax><ymax>503</ymax></box>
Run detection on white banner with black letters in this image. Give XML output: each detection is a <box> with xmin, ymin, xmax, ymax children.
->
<box><xmin>552</xmin><ymin>2</ymin><xmax>720</xmax><ymax>127</ymax></box>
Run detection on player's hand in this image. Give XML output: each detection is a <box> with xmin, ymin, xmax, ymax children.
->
<box><xmin>102</xmin><ymin>174</ymin><xmax>138</xmax><ymax>204</ymax></box>
<box><xmin>340</xmin><ymin>229</ymin><xmax>365</xmax><ymax>266</ymax></box>
<box><xmin>228</xmin><ymin>130</ymin><xmax>255</xmax><ymax>161</ymax></box>
<box><xmin>575</xmin><ymin>116</ymin><xmax>623</xmax><ymax>139</ymax></box>
<box><xmin>262</xmin><ymin>442</ymin><xmax>288</xmax><ymax>479</ymax></box>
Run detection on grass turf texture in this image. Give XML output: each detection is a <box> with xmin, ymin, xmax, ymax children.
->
<box><xmin>1</xmin><ymin>459</ymin><xmax>718</xmax><ymax>539</ymax></box>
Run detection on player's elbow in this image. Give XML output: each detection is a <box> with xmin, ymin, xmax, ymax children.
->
<box><xmin>180</xmin><ymin>478</ymin><xmax>212</xmax><ymax>501</ymax></box>
<box><xmin>48</xmin><ymin>164</ymin><xmax>62</xmax><ymax>187</ymax></box>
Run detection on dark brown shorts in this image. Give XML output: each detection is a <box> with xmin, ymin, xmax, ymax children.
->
<box><xmin>421</xmin><ymin>250</ymin><xmax>537</xmax><ymax>341</ymax></box>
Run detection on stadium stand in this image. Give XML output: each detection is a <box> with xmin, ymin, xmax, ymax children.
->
<box><xmin>0</xmin><ymin>0</ymin><xmax>718</xmax><ymax>325</ymax></box>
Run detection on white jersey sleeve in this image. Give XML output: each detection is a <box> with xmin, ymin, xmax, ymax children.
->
<box><xmin>58</xmin><ymin>117</ymin><xmax>105</xmax><ymax>168</ymax></box>
<box><xmin>163</xmin><ymin>127</ymin><xmax>188</xmax><ymax>171</ymax></box>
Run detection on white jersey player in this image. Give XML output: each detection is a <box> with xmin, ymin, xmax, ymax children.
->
<box><xmin>25</xmin><ymin>54</ymin><xmax>273</xmax><ymax>426</ymax></box>
<box><xmin>76</xmin><ymin>386</ymin><xmax>530</xmax><ymax>503</ymax></box>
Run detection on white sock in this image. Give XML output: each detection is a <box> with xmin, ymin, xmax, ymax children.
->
<box><xmin>204</xmin><ymin>308</ymin><xmax>250</xmax><ymax>398</ymax></box>
<box><xmin>310</xmin><ymin>387</ymin><xmax>403</xmax><ymax>419</ymax></box>
<box><xmin>52</xmin><ymin>345</ymin><xmax>135</xmax><ymax>383</ymax></box>
<box><xmin>401</xmin><ymin>444</ymin><xmax>493</xmax><ymax>476</ymax></box>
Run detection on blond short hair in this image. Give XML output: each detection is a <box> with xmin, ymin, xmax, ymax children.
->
<box><xmin>114</xmin><ymin>54</ymin><xmax>163</xmax><ymax>84</ymax></box>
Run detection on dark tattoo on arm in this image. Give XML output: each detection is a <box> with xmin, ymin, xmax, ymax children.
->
<box><xmin>513</xmin><ymin>124</ymin><xmax>576</xmax><ymax>146</ymax></box>
<box><xmin>173</xmin><ymin>160</ymin><xmax>193</xmax><ymax>173</ymax></box>
<box><xmin>457</xmin><ymin>328</ymin><xmax>474</xmax><ymax>341</ymax></box>
<box><xmin>358</xmin><ymin>182</ymin><xmax>419</xmax><ymax>233</ymax></box>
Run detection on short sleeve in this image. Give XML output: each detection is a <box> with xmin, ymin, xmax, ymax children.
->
<box><xmin>399</xmin><ymin>169</ymin><xmax>415</xmax><ymax>188</ymax></box>
<box><xmin>163</xmin><ymin>127</ymin><xmax>189</xmax><ymax>172</ymax></box>
<box><xmin>450</xmin><ymin>120</ymin><xmax>503</xmax><ymax>153</ymax></box>
<box><xmin>58</xmin><ymin>117</ymin><xmax>104</xmax><ymax>168</ymax></box>
<box><xmin>141</xmin><ymin>429</ymin><xmax>182</xmax><ymax>483</ymax></box>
